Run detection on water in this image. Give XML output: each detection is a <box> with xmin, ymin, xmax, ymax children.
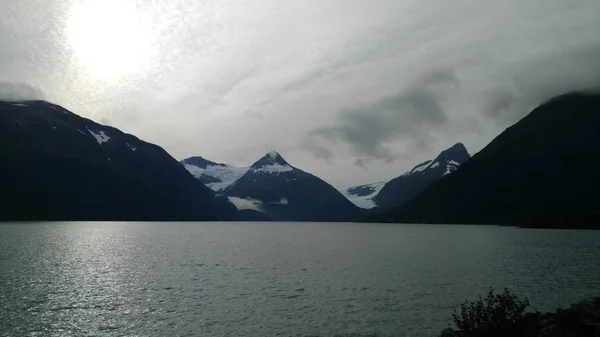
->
<box><xmin>1</xmin><ymin>223</ymin><xmax>599</xmax><ymax>337</ymax></box>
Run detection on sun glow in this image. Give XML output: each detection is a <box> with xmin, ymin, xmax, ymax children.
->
<box><xmin>66</xmin><ymin>0</ymin><xmax>153</xmax><ymax>79</ymax></box>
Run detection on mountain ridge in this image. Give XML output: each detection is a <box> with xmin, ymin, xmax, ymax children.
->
<box><xmin>0</xmin><ymin>99</ymin><xmax>237</xmax><ymax>221</ymax></box>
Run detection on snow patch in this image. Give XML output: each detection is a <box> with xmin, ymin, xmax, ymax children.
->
<box><xmin>77</xmin><ymin>129</ymin><xmax>86</xmax><ymax>135</ymax></box>
<box><xmin>430</xmin><ymin>162</ymin><xmax>440</xmax><ymax>168</ymax></box>
<box><xmin>52</xmin><ymin>126</ymin><xmax>58</xmax><ymax>130</ymax></box>
<box><xmin>183</xmin><ymin>163</ymin><xmax>248</xmax><ymax>191</ymax></box>
<box><xmin>341</xmin><ymin>181</ymin><xmax>386</xmax><ymax>209</ymax></box>
<box><xmin>253</xmin><ymin>164</ymin><xmax>292</xmax><ymax>174</ymax></box>
<box><xmin>347</xmin><ymin>195</ymin><xmax>377</xmax><ymax>209</ymax></box>
<box><xmin>268</xmin><ymin>150</ymin><xmax>279</xmax><ymax>159</ymax></box>
<box><xmin>12</xmin><ymin>103</ymin><xmax>28</xmax><ymax>107</ymax></box>
<box><xmin>86</xmin><ymin>127</ymin><xmax>110</xmax><ymax>145</ymax></box>
<box><xmin>269</xmin><ymin>198</ymin><xmax>289</xmax><ymax>205</ymax></box>
<box><xmin>411</xmin><ymin>160</ymin><xmax>432</xmax><ymax>174</ymax></box>
<box><xmin>443</xmin><ymin>160</ymin><xmax>461</xmax><ymax>175</ymax></box>
<box><xmin>228</xmin><ymin>197</ymin><xmax>264</xmax><ymax>212</ymax></box>
<box><xmin>127</xmin><ymin>143</ymin><xmax>137</xmax><ymax>151</ymax></box>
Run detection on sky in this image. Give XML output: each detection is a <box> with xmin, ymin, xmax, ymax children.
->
<box><xmin>1</xmin><ymin>0</ymin><xmax>599</xmax><ymax>188</ymax></box>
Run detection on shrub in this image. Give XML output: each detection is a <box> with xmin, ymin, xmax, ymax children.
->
<box><xmin>452</xmin><ymin>288</ymin><xmax>530</xmax><ymax>337</ymax></box>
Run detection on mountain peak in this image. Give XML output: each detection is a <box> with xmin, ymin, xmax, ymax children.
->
<box><xmin>223</xmin><ymin>153</ymin><xmax>364</xmax><ymax>221</ymax></box>
<box><xmin>268</xmin><ymin>150</ymin><xmax>280</xmax><ymax>160</ymax></box>
<box><xmin>251</xmin><ymin>150</ymin><xmax>290</xmax><ymax>169</ymax></box>
<box><xmin>435</xmin><ymin>142</ymin><xmax>470</xmax><ymax>163</ymax></box>
<box><xmin>447</xmin><ymin>142</ymin><xmax>468</xmax><ymax>154</ymax></box>
<box><xmin>373</xmin><ymin>142</ymin><xmax>470</xmax><ymax>209</ymax></box>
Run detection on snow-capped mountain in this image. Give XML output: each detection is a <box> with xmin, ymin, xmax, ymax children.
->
<box><xmin>0</xmin><ymin>100</ymin><xmax>238</xmax><ymax>221</ymax></box>
<box><xmin>223</xmin><ymin>151</ymin><xmax>366</xmax><ymax>221</ymax></box>
<box><xmin>381</xmin><ymin>93</ymin><xmax>600</xmax><ymax>227</ymax></box>
<box><xmin>373</xmin><ymin>143</ymin><xmax>470</xmax><ymax>209</ymax></box>
<box><xmin>340</xmin><ymin>181</ymin><xmax>386</xmax><ymax>209</ymax></box>
<box><xmin>181</xmin><ymin>156</ymin><xmax>248</xmax><ymax>191</ymax></box>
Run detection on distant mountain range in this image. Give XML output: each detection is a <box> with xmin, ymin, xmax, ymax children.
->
<box><xmin>340</xmin><ymin>143</ymin><xmax>470</xmax><ymax>210</ymax></box>
<box><xmin>3</xmin><ymin>92</ymin><xmax>598</xmax><ymax>227</ymax></box>
<box><xmin>184</xmin><ymin>143</ymin><xmax>470</xmax><ymax>220</ymax></box>
<box><xmin>0</xmin><ymin>100</ymin><xmax>237</xmax><ymax>221</ymax></box>
<box><xmin>377</xmin><ymin>92</ymin><xmax>600</xmax><ymax>228</ymax></box>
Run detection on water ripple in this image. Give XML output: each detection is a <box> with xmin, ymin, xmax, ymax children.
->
<box><xmin>1</xmin><ymin>223</ymin><xmax>599</xmax><ymax>337</ymax></box>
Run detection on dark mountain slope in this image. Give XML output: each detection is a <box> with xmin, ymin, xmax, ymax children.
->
<box><xmin>381</xmin><ymin>92</ymin><xmax>600</xmax><ymax>227</ymax></box>
<box><xmin>0</xmin><ymin>100</ymin><xmax>236</xmax><ymax>221</ymax></box>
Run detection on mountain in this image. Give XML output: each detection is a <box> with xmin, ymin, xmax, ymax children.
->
<box><xmin>223</xmin><ymin>151</ymin><xmax>366</xmax><ymax>221</ymax></box>
<box><xmin>373</xmin><ymin>143</ymin><xmax>470</xmax><ymax>209</ymax></box>
<box><xmin>0</xmin><ymin>100</ymin><xmax>237</xmax><ymax>221</ymax></box>
<box><xmin>181</xmin><ymin>156</ymin><xmax>248</xmax><ymax>191</ymax></box>
<box><xmin>230</xmin><ymin>209</ymin><xmax>273</xmax><ymax>222</ymax></box>
<box><xmin>381</xmin><ymin>92</ymin><xmax>600</xmax><ymax>227</ymax></box>
<box><xmin>340</xmin><ymin>181</ymin><xmax>386</xmax><ymax>209</ymax></box>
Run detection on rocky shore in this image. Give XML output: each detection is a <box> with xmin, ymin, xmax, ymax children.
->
<box><xmin>440</xmin><ymin>297</ymin><xmax>600</xmax><ymax>337</ymax></box>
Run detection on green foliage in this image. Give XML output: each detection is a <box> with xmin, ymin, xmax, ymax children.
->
<box><xmin>452</xmin><ymin>288</ymin><xmax>530</xmax><ymax>337</ymax></box>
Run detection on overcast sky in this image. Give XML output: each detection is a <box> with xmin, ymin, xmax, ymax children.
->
<box><xmin>1</xmin><ymin>0</ymin><xmax>599</xmax><ymax>188</ymax></box>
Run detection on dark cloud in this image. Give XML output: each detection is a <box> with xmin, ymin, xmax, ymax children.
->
<box><xmin>482</xmin><ymin>47</ymin><xmax>600</xmax><ymax>125</ymax></box>
<box><xmin>483</xmin><ymin>87</ymin><xmax>516</xmax><ymax>121</ymax></box>
<box><xmin>304</xmin><ymin>142</ymin><xmax>335</xmax><ymax>164</ymax></box>
<box><xmin>354</xmin><ymin>158</ymin><xmax>369</xmax><ymax>169</ymax></box>
<box><xmin>307</xmin><ymin>69</ymin><xmax>458</xmax><ymax>162</ymax></box>
<box><xmin>0</xmin><ymin>82</ymin><xmax>45</xmax><ymax>101</ymax></box>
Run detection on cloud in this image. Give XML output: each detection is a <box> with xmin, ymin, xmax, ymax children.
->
<box><xmin>0</xmin><ymin>83</ymin><xmax>45</xmax><ymax>101</ymax></box>
<box><xmin>481</xmin><ymin>47</ymin><xmax>600</xmax><ymax>126</ymax></box>
<box><xmin>2</xmin><ymin>0</ymin><xmax>599</xmax><ymax>189</ymax></box>
<box><xmin>253</xmin><ymin>31</ymin><xmax>391</xmax><ymax>110</ymax></box>
<box><xmin>307</xmin><ymin>69</ymin><xmax>458</xmax><ymax>162</ymax></box>
<box><xmin>227</xmin><ymin>197</ymin><xmax>264</xmax><ymax>212</ymax></box>
<box><xmin>303</xmin><ymin>140</ymin><xmax>335</xmax><ymax>164</ymax></box>
<box><xmin>305</xmin><ymin>44</ymin><xmax>600</xmax><ymax>170</ymax></box>
<box><xmin>354</xmin><ymin>158</ymin><xmax>368</xmax><ymax>169</ymax></box>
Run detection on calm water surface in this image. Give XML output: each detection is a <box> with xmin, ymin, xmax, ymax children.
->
<box><xmin>1</xmin><ymin>223</ymin><xmax>599</xmax><ymax>337</ymax></box>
